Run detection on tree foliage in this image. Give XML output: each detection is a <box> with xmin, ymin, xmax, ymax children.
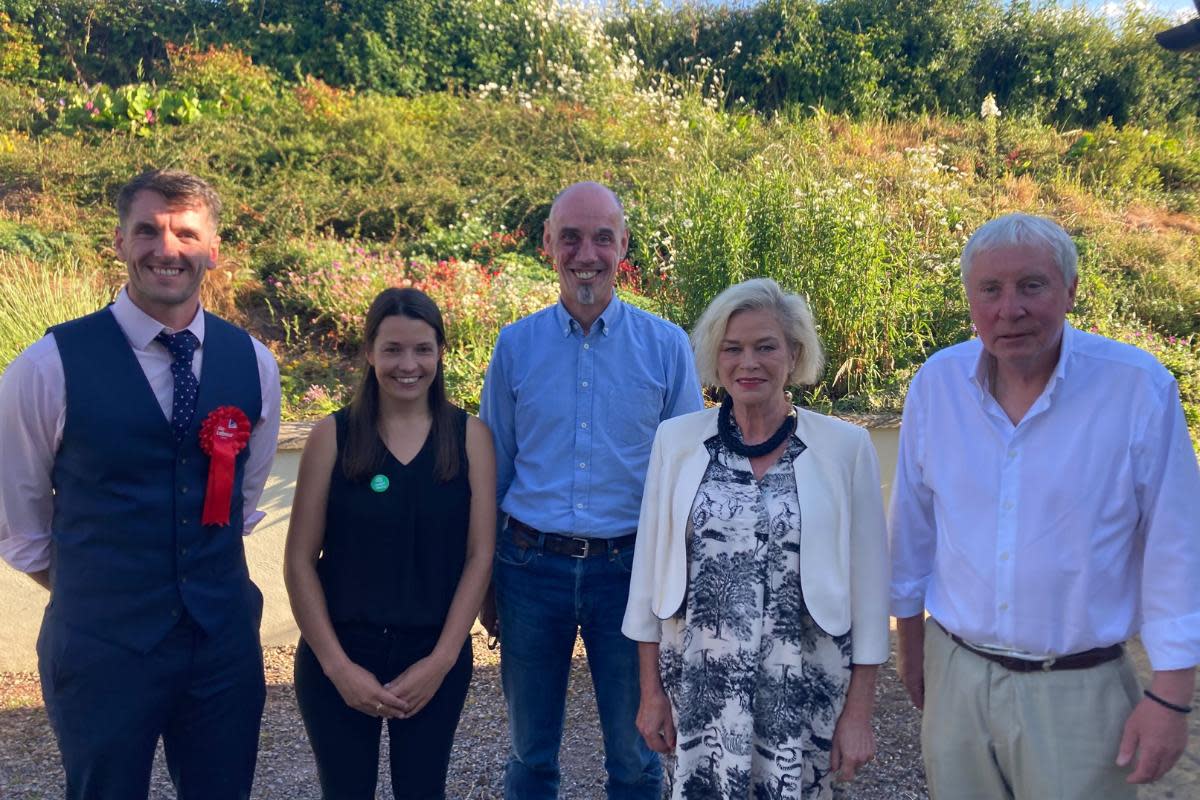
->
<box><xmin>3</xmin><ymin>0</ymin><xmax>1198</xmax><ymax>125</ymax></box>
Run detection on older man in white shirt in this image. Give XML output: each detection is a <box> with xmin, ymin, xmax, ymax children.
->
<box><xmin>890</xmin><ymin>213</ymin><xmax>1200</xmax><ymax>799</ymax></box>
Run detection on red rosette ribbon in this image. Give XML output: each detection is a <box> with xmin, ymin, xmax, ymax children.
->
<box><xmin>199</xmin><ymin>406</ymin><xmax>251</xmax><ymax>527</ymax></box>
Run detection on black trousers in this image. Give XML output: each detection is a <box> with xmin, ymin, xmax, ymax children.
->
<box><xmin>38</xmin><ymin>613</ymin><xmax>266</xmax><ymax>800</ymax></box>
<box><xmin>294</xmin><ymin>625</ymin><xmax>473</xmax><ymax>800</ymax></box>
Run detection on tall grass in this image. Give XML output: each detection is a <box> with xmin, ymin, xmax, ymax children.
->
<box><xmin>0</xmin><ymin>255</ymin><xmax>117</xmax><ymax>370</ymax></box>
<box><xmin>629</xmin><ymin>153</ymin><xmax>965</xmax><ymax>407</ymax></box>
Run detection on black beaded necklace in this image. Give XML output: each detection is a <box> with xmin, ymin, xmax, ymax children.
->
<box><xmin>717</xmin><ymin>394</ymin><xmax>797</xmax><ymax>458</ymax></box>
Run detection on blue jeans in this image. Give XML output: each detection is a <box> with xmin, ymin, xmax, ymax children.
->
<box><xmin>494</xmin><ymin>528</ymin><xmax>662</xmax><ymax>800</ymax></box>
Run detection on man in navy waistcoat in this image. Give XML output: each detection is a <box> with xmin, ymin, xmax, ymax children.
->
<box><xmin>0</xmin><ymin>169</ymin><xmax>282</xmax><ymax>799</ymax></box>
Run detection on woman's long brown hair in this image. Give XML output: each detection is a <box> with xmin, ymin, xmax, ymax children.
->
<box><xmin>342</xmin><ymin>287</ymin><xmax>460</xmax><ymax>483</ymax></box>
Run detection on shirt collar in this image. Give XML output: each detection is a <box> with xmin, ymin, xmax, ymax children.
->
<box><xmin>553</xmin><ymin>294</ymin><xmax>624</xmax><ymax>337</ymax></box>
<box><xmin>111</xmin><ymin>286</ymin><xmax>206</xmax><ymax>350</ymax></box>
<box><xmin>969</xmin><ymin>320</ymin><xmax>1076</xmax><ymax>396</ymax></box>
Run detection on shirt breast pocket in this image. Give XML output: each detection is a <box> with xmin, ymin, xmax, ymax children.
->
<box><xmin>604</xmin><ymin>383</ymin><xmax>663</xmax><ymax>448</ymax></box>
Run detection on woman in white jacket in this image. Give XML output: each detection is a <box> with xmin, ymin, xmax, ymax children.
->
<box><xmin>622</xmin><ymin>279</ymin><xmax>890</xmax><ymax>800</ymax></box>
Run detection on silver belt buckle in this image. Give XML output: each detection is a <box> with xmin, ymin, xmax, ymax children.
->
<box><xmin>1040</xmin><ymin>655</ymin><xmax>1057</xmax><ymax>672</ymax></box>
<box><xmin>571</xmin><ymin>537</ymin><xmax>591</xmax><ymax>558</ymax></box>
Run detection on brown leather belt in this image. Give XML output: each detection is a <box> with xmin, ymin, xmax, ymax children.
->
<box><xmin>935</xmin><ymin>620</ymin><xmax>1123</xmax><ymax>673</ymax></box>
<box><xmin>508</xmin><ymin>517</ymin><xmax>636</xmax><ymax>559</ymax></box>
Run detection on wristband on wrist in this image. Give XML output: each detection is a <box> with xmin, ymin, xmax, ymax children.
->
<box><xmin>1143</xmin><ymin>689</ymin><xmax>1193</xmax><ymax>714</ymax></box>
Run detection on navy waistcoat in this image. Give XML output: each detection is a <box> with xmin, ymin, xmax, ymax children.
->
<box><xmin>48</xmin><ymin>308</ymin><xmax>263</xmax><ymax>653</ymax></box>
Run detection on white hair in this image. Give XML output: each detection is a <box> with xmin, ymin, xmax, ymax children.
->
<box><xmin>960</xmin><ymin>213</ymin><xmax>1078</xmax><ymax>284</ymax></box>
<box><xmin>691</xmin><ymin>278</ymin><xmax>825</xmax><ymax>389</ymax></box>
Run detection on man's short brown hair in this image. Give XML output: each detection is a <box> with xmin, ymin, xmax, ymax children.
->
<box><xmin>116</xmin><ymin>169</ymin><xmax>222</xmax><ymax>229</ymax></box>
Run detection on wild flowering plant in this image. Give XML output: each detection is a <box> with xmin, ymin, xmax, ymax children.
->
<box><xmin>271</xmin><ymin>237</ymin><xmax>558</xmax><ymax>410</ymax></box>
<box><xmin>273</xmin><ymin>243</ymin><xmax>514</xmax><ymax>346</ymax></box>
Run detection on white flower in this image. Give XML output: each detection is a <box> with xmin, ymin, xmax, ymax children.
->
<box><xmin>980</xmin><ymin>93</ymin><xmax>1001</xmax><ymax>120</ymax></box>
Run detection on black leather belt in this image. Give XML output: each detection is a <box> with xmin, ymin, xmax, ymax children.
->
<box><xmin>936</xmin><ymin>619</ymin><xmax>1123</xmax><ymax>673</ymax></box>
<box><xmin>509</xmin><ymin>517</ymin><xmax>636</xmax><ymax>559</ymax></box>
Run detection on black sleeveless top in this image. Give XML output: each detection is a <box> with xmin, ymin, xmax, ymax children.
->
<box><xmin>317</xmin><ymin>406</ymin><xmax>471</xmax><ymax>631</ymax></box>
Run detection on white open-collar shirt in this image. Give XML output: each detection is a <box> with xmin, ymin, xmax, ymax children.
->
<box><xmin>0</xmin><ymin>288</ymin><xmax>282</xmax><ymax>573</ymax></box>
<box><xmin>889</xmin><ymin>323</ymin><xmax>1200</xmax><ymax>671</ymax></box>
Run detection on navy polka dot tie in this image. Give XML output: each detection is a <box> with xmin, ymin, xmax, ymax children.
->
<box><xmin>156</xmin><ymin>330</ymin><xmax>200</xmax><ymax>443</ymax></box>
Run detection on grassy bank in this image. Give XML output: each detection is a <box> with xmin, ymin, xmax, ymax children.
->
<box><xmin>0</xmin><ymin>28</ymin><xmax>1196</xmax><ymax>443</ymax></box>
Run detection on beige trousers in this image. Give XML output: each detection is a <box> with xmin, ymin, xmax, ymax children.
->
<box><xmin>921</xmin><ymin>617</ymin><xmax>1141</xmax><ymax>800</ymax></box>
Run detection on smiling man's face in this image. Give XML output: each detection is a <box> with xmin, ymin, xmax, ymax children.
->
<box><xmin>114</xmin><ymin>189</ymin><xmax>218</xmax><ymax>326</ymax></box>
<box><xmin>543</xmin><ymin>183</ymin><xmax>628</xmax><ymax>324</ymax></box>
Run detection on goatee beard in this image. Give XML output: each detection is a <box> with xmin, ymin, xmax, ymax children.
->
<box><xmin>575</xmin><ymin>285</ymin><xmax>595</xmax><ymax>305</ymax></box>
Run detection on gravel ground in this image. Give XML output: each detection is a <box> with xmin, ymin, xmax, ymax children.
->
<box><xmin>1</xmin><ymin>634</ymin><xmax>1196</xmax><ymax>799</ymax></box>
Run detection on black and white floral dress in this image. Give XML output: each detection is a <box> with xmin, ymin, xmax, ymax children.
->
<box><xmin>658</xmin><ymin>431</ymin><xmax>852</xmax><ymax>800</ymax></box>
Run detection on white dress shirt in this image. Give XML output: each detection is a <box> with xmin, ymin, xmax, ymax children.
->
<box><xmin>0</xmin><ymin>288</ymin><xmax>282</xmax><ymax>572</ymax></box>
<box><xmin>889</xmin><ymin>323</ymin><xmax>1200</xmax><ymax>671</ymax></box>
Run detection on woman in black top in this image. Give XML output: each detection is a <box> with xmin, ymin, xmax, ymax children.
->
<box><xmin>285</xmin><ymin>288</ymin><xmax>496</xmax><ymax>799</ymax></box>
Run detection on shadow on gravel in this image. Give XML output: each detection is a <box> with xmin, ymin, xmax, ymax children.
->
<box><xmin>0</xmin><ymin>639</ymin><xmax>928</xmax><ymax>800</ymax></box>
<box><xmin>7</xmin><ymin>637</ymin><xmax>1195</xmax><ymax>800</ymax></box>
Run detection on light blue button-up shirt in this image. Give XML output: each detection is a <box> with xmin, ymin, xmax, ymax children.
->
<box><xmin>481</xmin><ymin>296</ymin><xmax>703</xmax><ymax>538</ymax></box>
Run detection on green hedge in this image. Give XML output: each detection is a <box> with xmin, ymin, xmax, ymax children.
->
<box><xmin>3</xmin><ymin>1</ymin><xmax>1197</xmax><ymax>125</ymax></box>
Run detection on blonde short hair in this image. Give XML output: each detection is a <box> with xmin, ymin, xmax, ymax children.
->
<box><xmin>690</xmin><ymin>278</ymin><xmax>825</xmax><ymax>389</ymax></box>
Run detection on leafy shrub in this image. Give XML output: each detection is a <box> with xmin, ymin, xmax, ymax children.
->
<box><xmin>279</xmin><ymin>350</ymin><xmax>354</xmax><ymax>422</ymax></box>
<box><xmin>55</xmin><ymin>83</ymin><xmax>203</xmax><ymax>135</ymax></box>
<box><xmin>613</xmin><ymin>0</ymin><xmax>1200</xmax><ymax>125</ymax></box>
<box><xmin>1064</xmin><ymin>123</ymin><xmax>1200</xmax><ymax>200</ymax></box>
<box><xmin>0</xmin><ymin>219</ymin><xmax>86</xmax><ymax>260</ymax></box>
<box><xmin>974</xmin><ymin>5</ymin><xmax>1199</xmax><ymax>127</ymax></box>
<box><xmin>0</xmin><ymin>0</ymin><xmax>218</xmax><ymax>86</ymax></box>
<box><xmin>49</xmin><ymin>46</ymin><xmax>280</xmax><ymax>137</ymax></box>
<box><xmin>0</xmin><ymin>9</ymin><xmax>37</xmax><ymax>80</ymax></box>
<box><xmin>6</xmin><ymin>0</ymin><xmax>1197</xmax><ymax>125</ymax></box>
<box><xmin>166</xmin><ymin>44</ymin><xmax>277</xmax><ymax>113</ymax></box>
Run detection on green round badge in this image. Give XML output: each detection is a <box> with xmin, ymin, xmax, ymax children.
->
<box><xmin>369</xmin><ymin>474</ymin><xmax>390</xmax><ymax>493</ymax></box>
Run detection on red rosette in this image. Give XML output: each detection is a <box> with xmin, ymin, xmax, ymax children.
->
<box><xmin>198</xmin><ymin>406</ymin><xmax>252</xmax><ymax>527</ymax></box>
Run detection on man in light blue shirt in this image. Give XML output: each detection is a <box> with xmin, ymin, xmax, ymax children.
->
<box><xmin>480</xmin><ymin>182</ymin><xmax>703</xmax><ymax>799</ymax></box>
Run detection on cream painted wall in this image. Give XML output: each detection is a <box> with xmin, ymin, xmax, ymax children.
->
<box><xmin>0</xmin><ymin>426</ymin><xmax>899</xmax><ymax>672</ymax></box>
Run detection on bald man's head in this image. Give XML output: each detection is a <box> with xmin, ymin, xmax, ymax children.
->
<box><xmin>548</xmin><ymin>182</ymin><xmax>626</xmax><ymax>229</ymax></box>
<box><xmin>543</xmin><ymin>182</ymin><xmax>629</xmax><ymax>330</ymax></box>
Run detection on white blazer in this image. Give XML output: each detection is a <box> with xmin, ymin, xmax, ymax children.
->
<box><xmin>621</xmin><ymin>405</ymin><xmax>890</xmax><ymax>665</ymax></box>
